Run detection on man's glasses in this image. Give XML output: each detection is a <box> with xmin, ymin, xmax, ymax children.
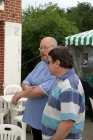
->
<box><xmin>47</xmin><ymin>61</ymin><xmax>53</xmax><ymax>64</ymax></box>
<box><xmin>39</xmin><ymin>45</ymin><xmax>54</xmax><ymax>51</ymax></box>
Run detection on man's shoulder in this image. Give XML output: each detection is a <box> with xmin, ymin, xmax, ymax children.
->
<box><xmin>36</xmin><ymin>61</ymin><xmax>46</xmax><ymax>66</ymax></box>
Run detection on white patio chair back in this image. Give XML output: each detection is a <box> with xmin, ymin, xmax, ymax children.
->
<box><xmin>0</xmin><ymin>124</ymin><xmax>26</xmax><ymax>140</ymax></box>
<box><xmin>4</xmin><ymin>85</ymin><xmax>22</xmax><ymax>95</ymax></box>
<box><xmin>0</xmin><ymin>98</ymin><xmax>9</xmax><ymax>124</ymax></box>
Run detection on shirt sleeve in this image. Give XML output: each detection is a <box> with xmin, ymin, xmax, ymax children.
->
<box><xmin>60</xmin><ymin>89</ymin><xmax>82</xmax><ymax>121</ymax></box>
<box><xmin>39</xmin><ymin>74</ymin><xmax>56</xmax><ymax>96</ymax></box>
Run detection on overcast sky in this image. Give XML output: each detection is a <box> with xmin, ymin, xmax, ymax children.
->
<box><xmin>22</xmin><ymin>0</ymin><xmax>93</xmax><ymax>10</ymax></box>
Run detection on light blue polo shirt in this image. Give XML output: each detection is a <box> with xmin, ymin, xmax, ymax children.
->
<box><xmin>22</xmin><ymin>61</ymin><xmax>56</xmax><ymax>130</ymax></box>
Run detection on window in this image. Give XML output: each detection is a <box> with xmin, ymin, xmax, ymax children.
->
<box><xmin>0</xmin><ymin>1</ymin><xmax>4</xmax><ymax>11</ymax></box>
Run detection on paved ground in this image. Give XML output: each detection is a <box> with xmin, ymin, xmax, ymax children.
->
<box><xmin>26</xmin><ymin>111</ymin><xmax>93</xmax><ymax>140</ymax></box>
<box><xmin>82</xmin><ymin>111</ymin><xmax>93</xmax><ymax>140</ymax></box>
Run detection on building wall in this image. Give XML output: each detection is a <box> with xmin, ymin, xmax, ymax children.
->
<box><xmin>0</xmin><ymin>0</ymin><xmax>22</xmax><ymax>95</ymax></box>
<box><xmin>0</xmin><ymin>0</ymin><xmax>22</xmax><ymax>23</ymax></box>
<box><xmin>0</xmin><ymin>21</ymin><xmax>4</xmax><ymax>95</ymax></box>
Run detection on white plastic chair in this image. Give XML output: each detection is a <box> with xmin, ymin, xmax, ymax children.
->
<box><xmin>0</xmin><ymin>98</ymin><xmax>9</xmax><ymax>124</ymax></box>
<box><xmin>4</xmin><ymin>85</ymin><xmax>22</xmax><ymax>96</ymax></box>
<box><xmin>4</xmin><ymin>85</ymin><xmax>27</xmax><ymax>135</ymax></box>
<box><xmin>0</xmin><ymin>124</ymin><xmax>26</xmax><ymax>140</ymax></box>
<box><xmin>4</xmin><ymin>85</ymin><xmax>25</xmax><ymax>123</ymax></box>
<box><xmin>14</xmin><ymin>115</ymin><xmax>27</xmax><ymax>138</ymax></box>
<box><xmin>89</xmin><ymin>97</ymin><xmax>93</xmax><ymax>122</ymax></box>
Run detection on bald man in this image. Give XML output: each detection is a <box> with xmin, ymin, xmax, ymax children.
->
<box><xmin>12</xmin><ymin>37</ymin><xmax>57</xmax><ymax>140</ymax></box>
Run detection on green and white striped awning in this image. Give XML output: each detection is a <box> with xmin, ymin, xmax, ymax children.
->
<box><xmin>65</xmin><ymin>30</ymin><xmax>93</xmax><ymax>46</ymax></box>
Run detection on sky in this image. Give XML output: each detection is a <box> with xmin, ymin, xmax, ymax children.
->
<box><xmin>22</xmin><ymin>0</ymin><xmax>93</xmax><ymax>10</ymax></box>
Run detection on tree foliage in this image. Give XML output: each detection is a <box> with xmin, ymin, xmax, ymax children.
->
<box><xmin>21</xmin><ymin>3</ymin><xmax>79</xmax><ymax>80</ymax></box>
<box><xmin>67</xmin><ymin>2</ymin><xmax>93</xmax><ymax>32</ymax></box>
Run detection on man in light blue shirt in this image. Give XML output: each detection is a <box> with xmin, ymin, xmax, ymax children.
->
<box><xmin>12</xmin><ymin>37</ymin><xmax>57</xmax><ymax>140</ymax></box>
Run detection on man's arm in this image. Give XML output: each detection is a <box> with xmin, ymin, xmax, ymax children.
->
<box><xmin>21</xmin><ymin>86</ymin><xmax>45</xmax><ymax>98</ymax></box>
<box><xmin>52</xmin><ymin>120</ymin><xmax>74</xmax><ymax>140</ymax></box>
<box><xmin>12</xmin><ymin>86</ymin><xmax>45</xmax><ymax>105</ymax></box>
<box><xmin>21</xmin><ymin>82</ymin><xmax>30</xmax><ymax>90</ymax></box>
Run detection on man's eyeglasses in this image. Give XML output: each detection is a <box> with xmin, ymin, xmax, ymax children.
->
<box><xmin>39</xmin><ymin>45</ymin><xmax>54</xmax><ymax>51</ymax></box>
<box><xmin>47</xmin><ymin>61</ymin><xmax>53</xmax><ymax>64</ymax></box>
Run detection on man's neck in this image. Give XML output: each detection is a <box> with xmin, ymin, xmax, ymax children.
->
<box><xmin>56</xmin><ymin>68</ymin><xmax>70</xmax><ymax>78</ymax></box>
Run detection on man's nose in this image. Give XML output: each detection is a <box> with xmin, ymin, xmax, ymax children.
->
<box><xmin>41</xmin><ymin>48</ymin><xmax>45</xmax><ymax>52</ymax></box>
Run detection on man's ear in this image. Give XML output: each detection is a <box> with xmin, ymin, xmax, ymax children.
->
<box><xmin>55</xmin><ymin>60</ymin><xmax>60</xmax><ymax>67</ymax></box>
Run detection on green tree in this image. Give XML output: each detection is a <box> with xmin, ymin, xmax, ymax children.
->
<box><xmin>67</xmin><ymin>2</ymin><xmax>93</xmax><ymax>32</ymax></box>
<box><xmin>22</xmin><ymin>3</ymin><xmax>78</xmax><ymax>81</ymax></box>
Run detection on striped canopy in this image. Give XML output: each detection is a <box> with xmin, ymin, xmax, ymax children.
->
<box><xmin>65</xmin><ymin>30</ymin><xmax>93</xmax><ymax>46</ymax></box>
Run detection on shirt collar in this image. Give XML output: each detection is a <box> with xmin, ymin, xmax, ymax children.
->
<box><xmin>58</xmin><ymin>68</ymin><xmax>75</xmax><ymax>81</ymax></box>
